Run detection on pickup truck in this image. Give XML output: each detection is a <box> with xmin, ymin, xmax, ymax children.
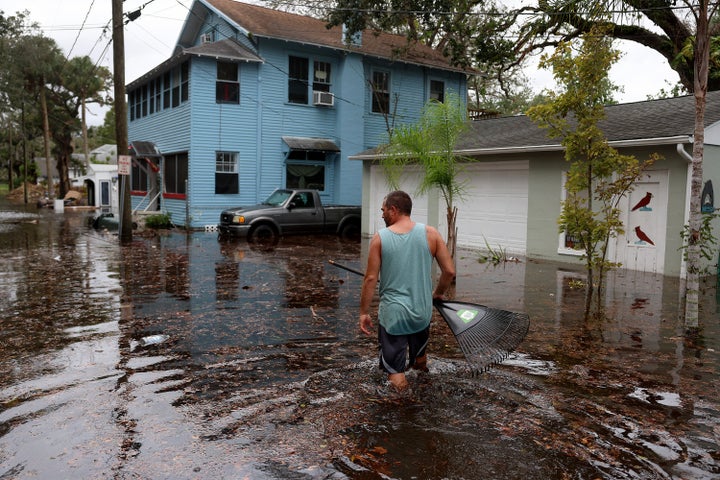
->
<box><xmin>218</xmin><ymin>189</ymin><xmax>361</xmax><ymax>242</ymax></box>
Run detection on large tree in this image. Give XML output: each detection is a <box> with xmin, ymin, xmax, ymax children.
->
<box><xmin>12</xmin><ymin>34</ymin><xmax>64</xmax><ymax>198</ymax></box>
<box><xmin>64</xmin><ymin>56</ymin><xmax>113</xmax><ymax>171</ymax></box>
<box><xmin>1</xmin><ymin>10</ymin><xmax>113</xmax><ymax>199</ymax></box>
<box><xmin>325</xmin><ymin>1</ymin><xmax>720</xmax><ymax>95</ymax></box>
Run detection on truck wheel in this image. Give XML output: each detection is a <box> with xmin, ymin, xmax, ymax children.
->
<box><xmin>249</xmin><ymin>224</ymin><xmax>278</xmax><ymax>245</ymax></box>
<box><xmin>339</xmin><ymin>221</ymin><xmax>360</xmax><ymax>240</ymax></box>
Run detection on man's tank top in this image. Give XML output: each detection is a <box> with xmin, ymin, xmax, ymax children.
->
<box><xmin>377</xmin><ymin>223</ymin><xmax>433</xmax><ymax>335</ymax></box>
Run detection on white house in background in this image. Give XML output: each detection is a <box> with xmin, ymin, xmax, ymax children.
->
<box><xmin>81</xmin><ymin>163</ymin><xmax>118</xmax><ymax>213</ymax></box>
<box><xmin>76</xmin><ymin>144</ymin><xmax>119</xmax><ymax>213</ymax></box>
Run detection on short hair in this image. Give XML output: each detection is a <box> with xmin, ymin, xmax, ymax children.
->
<box><xmin>384</xmin><ymin>190</ymin><xmax>412</xmax><ymax>215</ymax></box>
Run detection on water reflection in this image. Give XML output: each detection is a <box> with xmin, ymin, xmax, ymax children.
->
<box><xmin>0</xmin><ymin>198</ymin><xmax>718</xmax><ymax>479</ymax></box>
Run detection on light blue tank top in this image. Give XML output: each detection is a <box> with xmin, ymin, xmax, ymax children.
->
<box><xmin>377</xmin><ymin>223</ymin><xmax>433</xmax><ymax>335</ymax></box>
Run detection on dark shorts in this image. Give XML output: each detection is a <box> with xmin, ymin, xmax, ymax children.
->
<box><xmin>378</xmin><ymin>325</ymin><xmax>430</xmax><ymax>374</ymax></box>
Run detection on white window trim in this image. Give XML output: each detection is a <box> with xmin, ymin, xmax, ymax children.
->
<box><xmin>216</xmin><ymin>151</ymin><xmax>238</xmax><ymax>173</ymax></box>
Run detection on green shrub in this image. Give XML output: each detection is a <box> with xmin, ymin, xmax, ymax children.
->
<box><xmin>145</xmin><ymin>213</ymin><xmax>173</xmax><ymax>229</ymax></box>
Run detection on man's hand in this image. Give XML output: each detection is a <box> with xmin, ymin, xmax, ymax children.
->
<box><xmin>359</xmin><ymin>314</ymin><xmax>373</xmax><ymax>335</ymax></box>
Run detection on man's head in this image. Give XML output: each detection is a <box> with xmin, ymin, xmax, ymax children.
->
<box><xmin>381</xmin><ymin>191</ymin><xmax>412</xmax><ymax>226</ymax></box>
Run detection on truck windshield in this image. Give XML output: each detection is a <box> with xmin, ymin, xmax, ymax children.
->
<box><xmin>264</xmin><ymin>190</ymin><xmax>292</xmax><ymax>206</ymax></box>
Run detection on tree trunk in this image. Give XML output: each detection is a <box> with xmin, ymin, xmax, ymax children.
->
<box><xmin>7</xmin><ymin>121</ymin><xmax>13</xmax><ymax>190</ymax></box>
<box><xmin>446</xmin><ymin>205</ymin><xmax>458</xmax><ymax>266</ymax></box>
<box><xmin>81</xmin><ymin>96</ymin><xmax>89</xmax><ymax>166</ymax></box>
<box><xmin>56</xmin><ymin>150</ymin><xmax>71</xmax><ymax>199</ymax></box>
<box><xmin>40</xmin><ymin>87</ymin><xmax>53</xmax><ymax>199</ymax></box>
<box><xmin>684</xmin><ymin>1</ymin><xmax>710</xmax><ymax>331</ymax></box>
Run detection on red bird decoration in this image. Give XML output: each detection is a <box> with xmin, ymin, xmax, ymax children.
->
<box><xmin>631</xmin><ymin>192</ymin><xmax>653</xmax><ymax>211</ymax></box>
<box><xmin>634</xmin><ymin>226</ymin><xmax>655</xmax><ymax>246</ymax></box>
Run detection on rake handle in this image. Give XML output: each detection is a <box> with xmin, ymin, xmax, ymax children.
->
<box><xmin>328</xmin><ymin>260</ymin><xmax>365</xmax><ymax>277</ymax></box>
<box><xmin>329</xmin><ymin>260</ymin><xmax>446</xmax><ymax>305</ymax></box>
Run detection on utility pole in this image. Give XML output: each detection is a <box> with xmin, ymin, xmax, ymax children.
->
<box><xmin>112</xmin><ymin>0</ymin><xmax>132</xmax><ymax>243</ymax></box>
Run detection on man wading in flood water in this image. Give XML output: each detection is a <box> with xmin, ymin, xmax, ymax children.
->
<box><xmin>359</xmin><ymin>191</ymin><xmax>456</xmax><ymax>393</ymax></box>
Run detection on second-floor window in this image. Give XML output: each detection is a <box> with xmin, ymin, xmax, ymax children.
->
<box><xmin>289</xmin><ymin>56</ymin><xmax>333</xmax><ymax>104</ymax></box>
<box><xmin>171</xmin><ymin>63</ymin><xmax>189</xmax><ymax>108</ymax></box>
<box><xmin>216</xmin><ymin>62</ymin><xmax>239</xmax><ymax>104</ymax></box>
<box><xmin>289</xmin><ymin>56</ymin><xmax>309</xmax><ymax>104</ymax></box>
<box><xmin>129</xmin><ymin>61</ymin><xmax>188</xmax><ymax>121</ymax></box>
<box><xmin>371</xmin><ymin>70</ymin><xmax>390</xmax><ymax>114</ymax></box>
<box><xmin>313</xmin><ymin>61</ymin><xmax>331</xmax><ymax>93</ymax></box>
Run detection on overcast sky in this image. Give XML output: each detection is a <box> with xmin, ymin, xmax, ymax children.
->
<box><xmin>4</xmin><ymin>0</ymin><xmax>681</xmax><ymax>126</ymax></box>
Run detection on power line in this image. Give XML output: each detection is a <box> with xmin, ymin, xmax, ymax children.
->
<box><xmin>67</xmin><ymin>0</ymin><xmax>98</xmax><ymax>58</ymax></box>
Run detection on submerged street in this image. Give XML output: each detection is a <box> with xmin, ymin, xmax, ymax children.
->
<box><xmin>0</xmin><ymin>199</ymin><xmax>718</xmax><ymax>479</ymax></box>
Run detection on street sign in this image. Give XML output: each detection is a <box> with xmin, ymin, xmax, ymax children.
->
<box><xmin>118</xmin><ymin>155</ymin><xmax>131</xmax><ymax>175</ymax></box>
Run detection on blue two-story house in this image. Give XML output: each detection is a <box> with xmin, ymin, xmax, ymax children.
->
<box><xmin>126</xmin><ymin>0</ymin><xmax>469</xmax><ymax>228</ymax></box>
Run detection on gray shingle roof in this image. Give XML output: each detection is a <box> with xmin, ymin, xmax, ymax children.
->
<box><xmin>351</xmin><ymin>91</ymin><xmax>720</xmax><ymax>159</ymax></box>
<box><xmin>456</xmin><ymin>90</ymin><xmax>720</xmax><ymax>152</ymax></box>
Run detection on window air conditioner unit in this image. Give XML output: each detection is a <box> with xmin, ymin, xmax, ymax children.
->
<box><xmin>313</xmin><ymin>91</ymin><xmax>334</xmax><ymax>107</ymax></box>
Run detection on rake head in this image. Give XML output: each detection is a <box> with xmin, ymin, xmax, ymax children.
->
<box><xmin>434</xmin><ymin>300</ymin><xmax>530</xmax><ymax>373</ymax></box>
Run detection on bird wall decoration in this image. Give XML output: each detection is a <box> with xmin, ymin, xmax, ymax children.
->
<box><xmin>631</xmin><ymin>192</ymin><xmax>653</xmax><ymax>211</ymax></box>
<box><xmin>634</xmin><ymin>226</ymin><xmax>655</xmax><ymax>246</ymax></box>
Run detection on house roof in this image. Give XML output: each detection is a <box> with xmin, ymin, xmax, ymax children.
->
<box><xmin>351</xmin><ymin>91</ymin><xmax>720</xmax><ymax>159</ymax></box>
<box><xmin>183</xmin><ymin>37</ymin><xmax>263</xmax><ymax>63</ymax></box>
<box><xmin>128</xmin><ymin>38</ymin><xmax>261</xmax><ymax>89</ymax></box>
<box><xmin>454</xmin><ymin>90</ymin><xmax>720</xmax><ymax>154</ymax></box>
<box><xmin>200</xmin><ymin>0</ymin><xmax>468</xmax><ymax>73</ymax></box>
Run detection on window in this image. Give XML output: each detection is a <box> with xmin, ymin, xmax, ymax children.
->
<box><xmin>289</xmin><ymin>56</ymin><xmax>309</xmax><ymax>104</ymax></box>
<box><xmin>152</xmin><ymin>77</ymin><xmax>162</xmax><ymax>113</ymax></box>
<box><xmin>216</xmin><ymin>62</ymin><xmax>239</xmax><ymax>104</ymax></box>
<box><xmin>129</xmin><ymin>90</ymin><xmax>136</xmax><ymax>121</ymax></box>
<box><xmin>286</xmin><ymin>149</ymin><xmax>327</xmax><ymax>190</ymax></box>
<box><xmin>286</xmin><ymin>163</ymin><xmax>325</xmax><ymax>190</ymax></box>
<box><xmin>163</xmin><ymin>72</ymin><xmax>171</xmax><ymax>109</ymax></box>
<box><xmin>149</xmin><ymin>80</ymin><xmax>156</xmax><ymax>115</ymax></box>
<box><xmin>131</xmin><ymin>160</ymin><xmax>149</xmax><ymax>192</ymax></box>
<box><xmin>141</xmin><ymin>84</ymin><xmax>148</xmax><ymax>117</ymax></box>
<box><xmin>215</xmin><ymin>151</ymin><xmax>238</xmax><ymax>194</ymax></box>
<box><xmin>164</xmin><ymin>153</ymin><xmax>188</xmax><ymax>197</ymax></box>
<box><xmin>313</xmin><ymin>61</ymin><xmax>331</xmax><ymax>93</ymax></box>
<box><xmin>180</xmin><ymin>61</ymin><xmax>189</xmax><ymax>103</ymax></box>
<box><xmin>172</xmin><ymin>67</ymin><xmax>181</xmax><ymax>108</ymax></box>
<box><xmin>430</xmin><ymin>79</ymin><xmax>445</xmax><ymax>102</ymax></box>
<box><xmin>371</xmin><ymin>70</ymin><xmax>390</xmax><ymax>114</ymax></box>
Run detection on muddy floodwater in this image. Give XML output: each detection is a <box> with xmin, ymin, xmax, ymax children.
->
<box><xmin>0</xmin><ymin>199</ymin><xmax>718</xmax><ymax>480</ymax></box>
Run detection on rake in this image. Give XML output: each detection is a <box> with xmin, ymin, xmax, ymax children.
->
<box><xmin>328</xmin><ymin>259</ymin><xmax>530</xmax><ymax>373</ymax></box>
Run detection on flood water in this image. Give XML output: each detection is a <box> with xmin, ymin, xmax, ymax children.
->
<box><xmin>0</xmin><ymin>198</ymin><xmax>718</xmax><ymax>479</ymax></box>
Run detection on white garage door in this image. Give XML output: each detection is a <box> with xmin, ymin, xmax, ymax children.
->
<box><xmin>368</xmin><ymin>161</ymin><xmax>529</xmax><ymax>255</ymax></box>
<box><xmin>454</xmin><ymin>161</ymin><xmax>529</xmax><ymax>255</ymax></box>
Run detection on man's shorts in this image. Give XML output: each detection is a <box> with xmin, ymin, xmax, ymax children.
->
<box><xmin>378</xmin><ymin>324</ymin><xmax>430</xmax><ymax>374</ymax></box>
